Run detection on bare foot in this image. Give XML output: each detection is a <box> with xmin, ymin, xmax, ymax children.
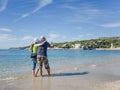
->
<box><xmin>34</xmin><ymin>74</ymin><xmax>37</xmax><ymax>77</ymax></box>
<box><xmin>33</xmin><ymin>75</ymin><xmax>37</xmax><ymax>77</ymax></box>
<box><xmin>40</xmin><ymin>75</ymin><xmax>43</xmax><ymax>77</ymax></box>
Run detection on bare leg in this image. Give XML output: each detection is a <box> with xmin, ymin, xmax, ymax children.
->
<box><xmin>37</xmin><ymin>58</ymin><xmax>43</xmax><ymax>77</ymax></box>
<box><xmin>40</xmin><ymin>68</ymin><xmax>43</xmax><ymax>77</ymax></box>
<box><xmin>47</xmin><ymin>68</ymin><xmax>51</xmax><ymax>76</ymax></box>
<box><xmin>35</xmin><ymin>69</ymin><xmax>39</xmax><ymax>77</ymax></box>
<box><xmin>32</xmin><ymin>70</ymin><xmax>36</xmax><ymax>77</ymax></box>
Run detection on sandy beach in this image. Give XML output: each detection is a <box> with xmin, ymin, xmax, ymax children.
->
<box><xmin>0</xmin><ymin>0</ymin><xmax>120</xmax><ymax>89</ymax></box>
<box><xmin>0</xmin><ymin>62</ymin><xmax>120</xmax><ymax>90</ymax></box>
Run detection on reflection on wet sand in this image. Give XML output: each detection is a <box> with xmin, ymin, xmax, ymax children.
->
<box><xmin>33</xmin><ymin>77</ymin><xmax>51</xmax><ymax>90</ymax></box>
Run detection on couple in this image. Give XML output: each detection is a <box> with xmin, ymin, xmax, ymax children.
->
<box><xmin>29</xmin><ymin>36</ymin><xmax>53</xmax><ymax>77</ymax></box>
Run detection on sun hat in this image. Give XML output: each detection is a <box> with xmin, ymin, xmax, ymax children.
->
<box><xmin>33</xmin><ymin>38</ymin><xmax>39</xmax><ymax>43</ymax></box>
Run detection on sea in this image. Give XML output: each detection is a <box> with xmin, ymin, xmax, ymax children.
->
<box><xmin>0</xmin><ymin>49</ymin><xmax>120</xmax><ymax>81</ymax></box>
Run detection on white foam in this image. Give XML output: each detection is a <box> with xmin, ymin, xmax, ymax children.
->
<box><xmin>57</xmin><ymin>70</ymin><xmax>63</xmax><ymax>73</ymax></box>
<box><xmin>90</xmin><ymin>64</ymin><xmax>97</xmax><ymax>67</ymax></box>
<box><xmin>0</xmin><ymin>77</ymin><xmax>17</xmax><ymax>81</ymax></box>
<box><xmin>74</xmin><ymin>67</ymin><xmax>79</xmax><ymax>71</ymax></box>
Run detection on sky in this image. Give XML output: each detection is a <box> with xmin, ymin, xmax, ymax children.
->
<box><xmin>0</xmin><ymin>0</ymin><xmax>120</xmax><ymax>49</ymax></box>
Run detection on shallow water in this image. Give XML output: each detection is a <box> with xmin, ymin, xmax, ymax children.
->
<box><xmin>0</xmin><ymin>49</ymin><xmax>120</xmax><ymax>81</ymax></box>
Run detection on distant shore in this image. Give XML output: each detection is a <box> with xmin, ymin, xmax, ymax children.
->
<box><xmin>95</xmin><ymin>47</ymin><xmax>120</xmax><ymax>50</ymax></box>
<box><xmin>49</xmin><ymin>47</ymin><xmax>120</xmax><ymax>50</ymax></box>
<box><xmin>8</xmin><ymin>47</ymin><xmax>120</xmax><ymax>50</ymax></box>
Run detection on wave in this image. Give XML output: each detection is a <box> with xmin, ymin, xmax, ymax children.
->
<box><xmin>0</xmin><ymin>77</ymin><xmax>17</xmax><ymax>81</ymax></box>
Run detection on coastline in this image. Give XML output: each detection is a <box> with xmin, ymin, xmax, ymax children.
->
<box><xmin>0</xmin><ymin>62</ymin><xmax>120</xmax><ymax>90</ymax></box>
<box><xmin>50</xmin><ymin>47</ymin><xmax>120</xmax><ymax>50</ymax></box>
<box><xmin>95</xmin><ymin>47</ymin><xmax>120</xmax><ymax>50</ymax></box>
<box><xmin>8</xmin><ymin>46</ymin><xmax>120</xmax><ymax>50</ymax></box>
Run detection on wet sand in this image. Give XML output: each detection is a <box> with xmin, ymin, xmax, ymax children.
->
<box><xmin>0</xmin><ymin>63</ymin><xmax>120</xmax><ymax>90</ymax></box>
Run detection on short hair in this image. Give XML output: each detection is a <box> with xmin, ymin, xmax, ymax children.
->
<box><xmin>40</xmin><ymin>36</ymin><xmax>46</xmax><ymax>40</ymax></box>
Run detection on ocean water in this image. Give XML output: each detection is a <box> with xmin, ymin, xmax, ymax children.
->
<box><xmin>0</xmin><ymin>49</ymin><xmax>120</xmax><ymax>81</ymax></box>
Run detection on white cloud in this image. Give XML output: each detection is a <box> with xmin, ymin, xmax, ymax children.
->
<box><xmin>71</xmin><ymin>33</ymin><xmax>93</xmax><ymax>41</ymax></box>
<box><xmin>84</xmin><ymin>8</ymin><xmax>102</xmax><ymax>15</ymax></box>
<box><xmin>63</xmin><ymin>3</ymin><xmax>102</xmax><ymax>14</ymax></box>
<box><xmin>101</xmin><ymin>23</ymin><xmax>120</xmax><ymax>28</ymax></box>
<box><xmin>0</xmin><ymin>34</ymin><xmax>8</xmax><ymax>39</ymax></box>
<box><xmin>78</xmin><ymin>33</ymin><xmax>92</xmax><ymax>38</ymax></box>
<box><xmin>0</xmin><ymin>28</ymin><xmax>12</xmax><ymax>32</ymax></box>
<box><xmin>76</xmin><ymin>27</ymin><xmax>82</xmax><ymax>30</ymax></box>
<box><xmin>66</xmin><ymin>15</ymin><xmax>92</xmax><ymax>23</ymax></box>
<box><xmin>48</xmin><ymin>33</ymin><xmax>59</xmax><ymax>41</ymax></box>
<box><xmin>16</xmin><ymin>0</ymin><xmax>53</xmax><ymax>21</ymax></box>
<box><xmin>62</xmin><ymin>5</ymin><xmax>78</xmax><ymax>10</ymax></box>
<box><xmin>0</xmin><ymin>0</ymin><xmax>8</xmax><ymax>12</ymax></box>
<box><xmin>64</xmin><ymin>0</ymin><xmax>79</xmax><ymax>2</ymax></box>
<box><xmin>61</xmin><ymin>36</ymin><xmax>67</xmax><ymax>39</ymax></box>
<box><xmin>62</xmin><ymin>3</ymin><xmax>103</xmax><ymax>24</ymax></box>
<box><xmin>22</xmin><ymin>36</ymin><xmax>34</xmax><ymax>41</ymax></box>
<box><xmin>65</xmin><ymin>7</ymin><xmax>102</xmax><ymax>23</ymax></box>
<box><xmin>0</xmin><ymin>34</ymin><xmax>16</xmax><ymax>41</ymax></box>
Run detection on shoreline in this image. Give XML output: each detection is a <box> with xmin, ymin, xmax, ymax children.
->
<box><xmin>49</xmin><ymin>47</ymin><xmax>120</xmax><ymax>50</ymax></box>
<box><xmin>95</xmin><ymin>47</ymin><xmax>120</xmax><ymax>50</ymax></box>
<box><xmin>8</xmin><ymin>46</ymin><xmax>120</xmax><ymax>51</ymax></box>
<box><xmin>0</xmin><ymin>62</ymin><xmax>120</xmax><ymax>90</ymax></box>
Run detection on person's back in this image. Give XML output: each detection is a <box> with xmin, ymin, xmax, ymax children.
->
<box><xmin>32</xmin><ymin>44</ymin><xmax>38</xmax><ymax>54</ymax></box>
<box><xmin>37</xmin><ymin>41</ymin><xmax>50</xmax><ymax>57</ymax></box>
<box><xmin>37</xmin><ymin>36</ymin><xmax>51</xmax><ymax>77</ymax></box>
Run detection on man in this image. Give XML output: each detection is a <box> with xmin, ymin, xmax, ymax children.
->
<box><xmin>35</xmin><ymin>36</ymin><xmax>53</xmax><ymax>77</ymax></box>
<box><xmin>29</xmin><ymin>38</ymin><xmax>46</xmax><ymax>77</ymax></box>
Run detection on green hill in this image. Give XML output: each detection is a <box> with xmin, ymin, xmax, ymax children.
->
<box><xmin>53</xmin><ymin>36</ymin><xmax>120</xmax><ymax>49</ymax></box>
<box><xmin>9</xmin><ymin>36</ymin><xmax>120</xmax><ymax>50</ymax></box>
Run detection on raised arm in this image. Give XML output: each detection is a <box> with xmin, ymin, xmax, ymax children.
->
<box><xmin>34</xmin><ymin>40</ymin><xmax>46</xmax><ymax>47</ymax></box>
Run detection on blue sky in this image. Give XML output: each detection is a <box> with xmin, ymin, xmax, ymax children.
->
<box><xmin>0</xmin><ymin>0</ymin><xmax>120</xmax><ymax>49</ymax></box>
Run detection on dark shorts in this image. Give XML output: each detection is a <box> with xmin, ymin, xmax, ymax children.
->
<box><xmin>37</xmin><ymin>56</ymin><xmax>50</xmax><ymax>69</ymax></box>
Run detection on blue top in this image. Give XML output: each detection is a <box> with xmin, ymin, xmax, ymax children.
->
<box><xmin>37</xmin><ymin>41</ymin><xmax>50</xmax><ymax>57</ymax></box>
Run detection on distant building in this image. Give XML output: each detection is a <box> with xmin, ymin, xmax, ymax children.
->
<box><xmin>62</xmin><ymin>44</ymin><xmax>66</xmax><ymax>47</ymax></box>
<box><xmin>111</xmin><ymin>43</ymin><xmax>114</xmax><ymax>48</ymax></box>
<box><xmin>74</xmin><ymin>44</ymin><xmax>81</xmax><ymax>49</ymax></box>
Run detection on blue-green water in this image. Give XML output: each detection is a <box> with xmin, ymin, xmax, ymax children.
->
<box><xmin>0</xmin><ymin>49</ymin><xmax>120</xmax><ymax>81</ymax></box>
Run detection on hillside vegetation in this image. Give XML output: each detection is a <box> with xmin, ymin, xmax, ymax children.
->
<box><xmin>53</xmin><ymin>37</ymin><xmax>120</xmax><ymax>49</ymax></box>
<box><xmin>9</xmin><ymin>36</ymin><xmax>120</xmax><ymax>50</ymax></box>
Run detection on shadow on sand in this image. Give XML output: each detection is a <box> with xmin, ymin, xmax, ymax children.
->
<box><xmin>44</xmin><ymin>71</ymin><xmax>89</xmax><ymax>77</ymax></box>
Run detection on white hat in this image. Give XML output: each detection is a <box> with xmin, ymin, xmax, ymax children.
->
<box><xmin>33</xmin><ymin>38</ymin><xmax>39</xmax><ymax>43</ymax></box>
